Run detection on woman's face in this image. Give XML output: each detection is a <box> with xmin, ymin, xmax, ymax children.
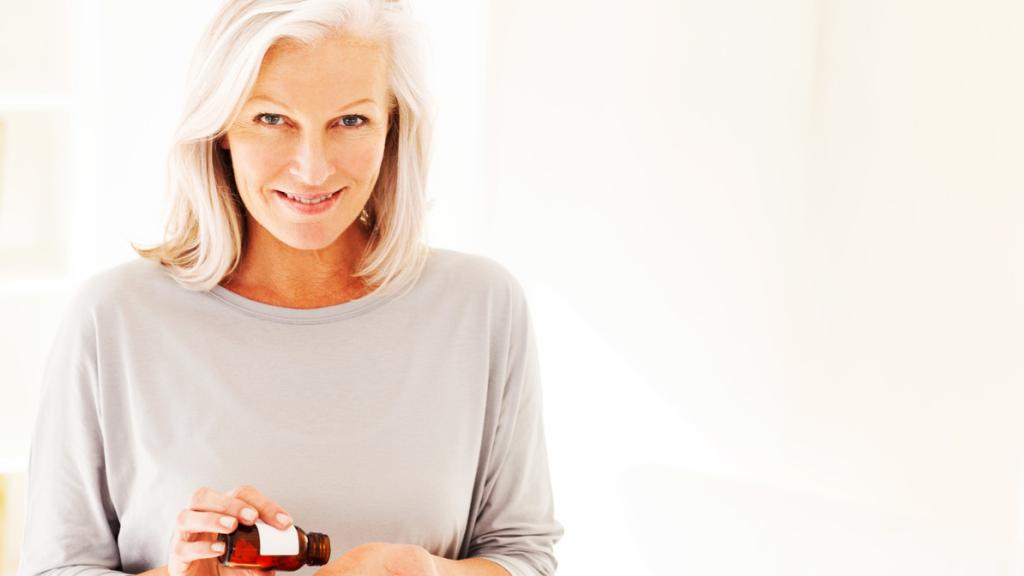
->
<box><xmin>219</xmin><ymin>33</ymin><xmax>391</xmax><ymax>250</ymax></box>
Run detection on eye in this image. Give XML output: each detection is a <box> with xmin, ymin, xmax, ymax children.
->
<box><xmin>255</xmin><ymin>113</ymin><xmax>285</xmax><ymax>127</ymax></box>
<box><xmin>340</xmin><ymin>115</ymin><xmax>368</xmax><ymax>128</ymax></box>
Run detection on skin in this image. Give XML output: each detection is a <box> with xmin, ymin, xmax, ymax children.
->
<box><xmin>217</xmin><ymin>31</ymin><xmax>393</xmax><ymax>308</ymax></box>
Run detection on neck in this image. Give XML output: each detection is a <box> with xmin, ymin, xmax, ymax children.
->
<box><xmin>221</xmin><ymin>215</ymin><xmax>375</xmax><ymax>309</ymax></box>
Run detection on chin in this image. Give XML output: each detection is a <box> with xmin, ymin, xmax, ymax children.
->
<box><xmin>273</xmin><ymin>224</ymin><xmax>345</xmax><ymax>251</ymax></box>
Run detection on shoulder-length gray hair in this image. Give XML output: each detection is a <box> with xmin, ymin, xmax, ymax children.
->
<box><xmin>133</xmin><ymin>0</ymin><xmax>434</xmax><ymax>299</ymax></box>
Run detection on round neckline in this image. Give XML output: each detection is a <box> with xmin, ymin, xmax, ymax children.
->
<box><xmin>208</xmin><ymin>282</ymin><xmax>396</xmax><ymax>324</ymax></box>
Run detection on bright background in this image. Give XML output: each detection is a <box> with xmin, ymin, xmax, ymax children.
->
<box><xmin>2</xmin><ymin>1</ymin><xmax>1024</xmax><ymax>575</ymax></box>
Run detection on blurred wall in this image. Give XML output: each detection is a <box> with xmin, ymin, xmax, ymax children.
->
<box><xmin>481</xmin><ymin>0</ymin><xmax>1024</xmax><ymax>574</ymax></box>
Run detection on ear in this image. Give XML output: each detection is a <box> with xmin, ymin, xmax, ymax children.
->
<box><xmin>218</xmin><ymin>136</ymin><xmax>230</xmax><ymax>151</ymax></box>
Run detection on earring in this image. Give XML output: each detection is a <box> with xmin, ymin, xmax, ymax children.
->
<box><xmin>359</xmin><ymin>208</ymin><xmax>370</xmax><ymax>227</ymax></box>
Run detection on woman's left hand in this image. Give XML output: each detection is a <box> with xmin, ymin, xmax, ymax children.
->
<box><xmin>314</xmin><ymin>542</ymin><xmax>441</xmax><ymax>576</ymax></box>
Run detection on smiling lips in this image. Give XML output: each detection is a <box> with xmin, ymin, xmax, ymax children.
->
<box><xmin>273</xmin><ymin>188</ymin><xmax>344</xmax><ymax>214</ymax></box>
<box><xmin>276</xmin><ymin>189</ymin><xmax>340</xmax><ymax>202</ymax></box>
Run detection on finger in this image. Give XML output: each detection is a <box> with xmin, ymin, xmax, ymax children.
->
<box><xmin>188</xmin><ymin>486</ymin><xmax>264</xmax><ymax>527</ymax></box>
<box><xmin>228</xmin><ymin>484</ymin><xmax>293</xmax><ymax>529</ymax></box>
<box><xmin>175</xmin><ymin>509</ymin><xmax>240</xmax><ymax>538</ymax></box>
<box><xmin>172</xmin><ymin>537</ymin><xmax>228</xmax><ymax>563</ymax></box>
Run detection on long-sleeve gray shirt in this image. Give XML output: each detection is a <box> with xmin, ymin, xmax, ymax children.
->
<box><xmin>16</xmin><ymin>247</ymin><xmax>563</xmax><ymax>576</ymax></box>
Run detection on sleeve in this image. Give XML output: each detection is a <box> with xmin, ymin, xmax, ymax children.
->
<box><xmin>468</xmin><ymin>284</ymin><xmax>565</xmax><ymax>576</ymax></box>
<box><xmin>16</xmin><ymin>297</ymin><xmax>129</xmax><ymax>576</ymax></box>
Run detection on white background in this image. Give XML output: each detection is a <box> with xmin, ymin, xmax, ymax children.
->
<box><xmin>2</xmin><ymin>1</ymin><xmax>1024</xmax><ymax>574</ymax></box>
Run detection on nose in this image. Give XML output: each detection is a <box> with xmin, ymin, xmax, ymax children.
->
<box><xmin>288</xmin><ymin>132</ymin><xmax>335</xmax><ymax>187</ymax></box>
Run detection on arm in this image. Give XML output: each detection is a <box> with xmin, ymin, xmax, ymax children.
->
<box><xmin>17</xmin><ymin>300</ymin><xmax>129</xmax><ymax>576</ymax></box>
<box><xmin>463</xmin><ymin>281</ymin><xmax>564</xmax><ymax>576</ymax></box>
<box><xmin>368</xmin><ymin>280</ymin><xmax>562</xmax><ymax>576</ymax></box>
<box><xmin>430</xmin><ymin>557</ymin><xmax>511</xmax><ymax>576</ymax></box>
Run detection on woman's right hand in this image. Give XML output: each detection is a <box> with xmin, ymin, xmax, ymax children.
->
<box><xmin>168</xmin><ymin>484</ymin><xmax>295</xmax><ymax>576</ymax></box>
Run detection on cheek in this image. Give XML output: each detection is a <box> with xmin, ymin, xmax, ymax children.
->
<box><xmin>341</xmin><ymin>141</ymin><xmax>386</xmax><ymax>179</ymax></box>
<box><xmin>229</xmin><ymin>140</ymin><xmax>286</xmax><ymax>188</ymax></box>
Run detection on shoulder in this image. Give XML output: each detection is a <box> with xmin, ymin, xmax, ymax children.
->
<box><xmin>45</xmin><ymin>258</ymin><xmax>174</xmax><ymax>362</ymax></box>
<box><xmin>419</xmin><ymin>247</ymin><xmax>534</xmax><ymax>334</ymax></box>
<box><xmin>424</xmin><ymin>246</ymin><xmax>528</xmax><ymax>303</ymax></box>
<box><xmin>65</xmin><ymin>257</ymin><xmax>180</xmax><ymax>321</ymax></box>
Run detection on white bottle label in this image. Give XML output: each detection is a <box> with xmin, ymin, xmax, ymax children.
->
<box><xmin>254</xmin><ymin>519</ymin><xmax>299</xmax><ymax>556</ymax></box>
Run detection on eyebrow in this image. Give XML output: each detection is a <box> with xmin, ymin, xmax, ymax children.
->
<box><xmin>248</xmin><ymin>95</ymin><xmax>377</xmax><ymax>113</ymax></box>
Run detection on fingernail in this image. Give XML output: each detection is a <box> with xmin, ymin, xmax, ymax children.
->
<box><xmin>220</xmin><ymin>516</ymin><xmax>235</xmax><ymax>528</ymax></box>
<box><xmin>276</xmin><ymin>512</ymin><xmax>291</xmax><ymax>526</ymax></box>
<box><xmin>242</xmin><ymin>508</ymin><xmax>257</xmax><ymax>522</ymax></box>
<box><xmin>212</xmin><ymin>542</ymin><xmax>225</xmax><ymax>552</ymax></box>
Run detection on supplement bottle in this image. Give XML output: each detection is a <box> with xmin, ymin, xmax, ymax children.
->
<box><xmin>217</xmin><ymin>519</ymin><xmax>330</xmax><ymax>571</ymax></box>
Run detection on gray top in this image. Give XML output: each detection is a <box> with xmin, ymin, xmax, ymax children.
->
<box><xmin>17</xmin><ymin>247</ymin><xmax>563</xmax><ymax>576</ymax></box>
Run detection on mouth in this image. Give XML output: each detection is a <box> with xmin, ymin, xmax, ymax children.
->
<box><xmin>273</xmin><ymin>188</ymin><xmax>344</xmax><ymax>214</ymax></box>
<box><xmin>274</xmin><ymin>189</ymin><xmax>342</xmax><ymax>204</ymax></box>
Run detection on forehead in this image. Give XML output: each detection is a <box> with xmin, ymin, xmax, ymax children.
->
<box><xmin>250</xmin><ymin>32</ymin><xmax>390</xmax><ymax>105</ymax></box>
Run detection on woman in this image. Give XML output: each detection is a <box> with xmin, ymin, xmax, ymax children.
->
<box><xmin>16</xmin><ymin>2</ymin><xmax>563</xmax><ymax>576</ymax></box>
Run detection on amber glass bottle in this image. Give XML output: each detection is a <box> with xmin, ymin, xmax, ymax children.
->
<box><xmin>216</xmin><ymin>520</ymin><xmax>330</xmax><ymax>571</ymax></box>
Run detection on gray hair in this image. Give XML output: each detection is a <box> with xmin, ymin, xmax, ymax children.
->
<box><xmin>133</xmin><ymin>0</ymin><xmax>434</xmax><ymax>299</ymax></box>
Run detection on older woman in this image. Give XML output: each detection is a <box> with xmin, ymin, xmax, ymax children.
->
<box><xmin>16</xmin><ymin>2</ymin><xmax>563</xmax><ymax>576</ymax></box>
